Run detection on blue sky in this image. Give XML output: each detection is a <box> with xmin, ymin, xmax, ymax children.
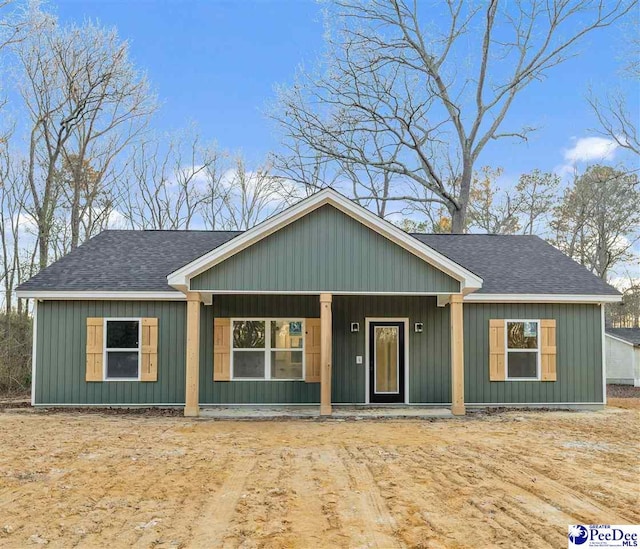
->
<box><xmin>52</xmin><ymin>0</ymin><xmax>638</xmax><ymax>179</ymax></box>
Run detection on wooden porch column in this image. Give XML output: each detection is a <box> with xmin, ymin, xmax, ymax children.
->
<box><xmin>450</xmin><ymin>294</ymin><xmax>465</xmax><ymax>416</ymax></box>
<box><xmin>320</xmin><ymin>293</ymin><xmax>333</xmax><ymax>416</ymax></box>
<box><xmin>185</xmin><ymin>292</ymin><xmax>201</xmax><ymax>417</ymax></box>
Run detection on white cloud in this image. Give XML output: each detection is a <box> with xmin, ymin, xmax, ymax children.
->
<box><xmin>563</xmin><ymin>137</ymin><xmax>619</xmax><ymax>163</ymax></box>
<box><xmin>105</xmin><ymin>209</ymin><xmax>127</xmax><ymax>230</ymax></box>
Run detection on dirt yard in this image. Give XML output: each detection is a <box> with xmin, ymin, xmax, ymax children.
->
<box><xmin>0</xmin><ymin>404</ymin><xmax>638</xmax><ymax>549</ymax></box>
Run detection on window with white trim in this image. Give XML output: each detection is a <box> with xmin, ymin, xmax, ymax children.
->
<box><xmin>231</xmin><ymin>319</ymin><xmax>304</xmax><ymax>380</ymax></box>
<box><xmin>506</xmin><ymin>320</ymin><xmax>540</xmax><ymax>380</ymax></box>
<box><xmin>105</xmin><ymin>319</ymin><xmax>140</xmax><ymax>380</ymax></box>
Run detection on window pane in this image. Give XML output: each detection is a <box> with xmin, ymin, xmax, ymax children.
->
<box><xmin>106</xmin><ymin>321</ymin><xmax>139</xmax><ymax>349</ymax></box>
<box><xmin>270</xmin><ymin>321</ymin><xmax>303</xmax><ymax>349</ymax></box>
<box><xmin>233</xmin><ymin>351</ymin><xmax>265</xmax><ymax>378</ymax></box>
<box><xmin>106</xmin><ymin>351</ymin><xmax>138</xmax><ymax>378</ymax></box>
<box><xmin>375</xmin><ymin>327</ymin><xmax>399</xmax><ymax>393</ymax></box>
<box><xmin>271</xmin><ymin>351</ymin><xmax>303</xmax><ymax>379</ymax></box>
<box><xmin>233</xmin><ymin>321</ymin><xmax>265</xmax><ymax>348</ymax></box>
<box><xmin>507</xmin><ymin>352</ymin><xmax>537</xmax><ymax>378</ymax></box>
<box><xmin>507</xmin><ymin>321</ymin><xmax>538</xmax><ymax>349</ymax></box>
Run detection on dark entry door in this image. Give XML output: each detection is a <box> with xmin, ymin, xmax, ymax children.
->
<box><xmin>369</xmin><ymin>321</ymin><xmax>405</xmax><ymax>403</ymax></box>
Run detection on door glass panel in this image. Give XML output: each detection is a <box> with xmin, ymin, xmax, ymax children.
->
<box><xmin>375</xmin><ymin>326</ymin><xmax>399</xmax><ymax>393</ymax></box>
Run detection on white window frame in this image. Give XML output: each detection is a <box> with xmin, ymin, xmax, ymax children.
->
<box><xmin>103</xmin><ymin>318</ymin><xmax>142</xmax><ymax>382</ymax></box>
<box><xmin>230</xmin><ymin>318</ymin><xmax>305</xmax><ymax>381</ymax></box>
<box><xmin>504</xmin><ymin>319</ymin><xmax>541</xmax><ymax>381</ymax></box>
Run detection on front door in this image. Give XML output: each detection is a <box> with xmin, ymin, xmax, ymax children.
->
<box><xmin>369</xmin><ymin>321</ymin><xmax>405</xmax><ymax>403</ymax></box>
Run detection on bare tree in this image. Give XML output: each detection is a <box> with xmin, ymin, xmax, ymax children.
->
<box><xmin>516</xmin><ymin>170</ymin><xmax>560</xmax><ymax>236</ymax></box>
<box><xmin>551</xmin><ymin>165</ymin><xmax>639</xmax><ymax>279</ymax></box>
<box><xmin>607</xmin><ymin>283</ymin><xmax>640</xmax><ymax>328</ymax></box>
<box><xmin>218</xmin><ymin>156</ymin><xmax>287</xmax><ymax>230</ymax></box>
<box><xmin>587</xmin><ymin>16</ymin><xmax>639</xmax><ymax>156</ymax></box>
<box><xmin>0</xmin><ymin>150</ymin><xmax>33</xmax><ymax>313</ymax></box>
<box><xmin>467</xmin><ymin>167</ymin><xmax>521</xmax><ymax>234</ymax></box>
<box><xmin>273</xmin><ymin>0</ymin><xmax>635</xmax><ymax>232</ymax></box>
<box><xmin>273</xmin><ymin>133</ymin><xmax>402</xmax><ymax>218</ymax></box>
<box><xmin>13</xmin><ymin>7</ymin><xmax>155</xmax><ymax>269</ymax></box>
<box><xmin>124</xmin><ymin>130</ymin><xmax>218</xmax><ymax>230</ymax></box>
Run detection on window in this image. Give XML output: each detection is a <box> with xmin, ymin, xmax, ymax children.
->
<box><xmin>231</xmin><ymin>319</ymin><xmax>304</xmax><ymax>380</ymax></box>
<box><xmin>506</xmin><ymin>320</ymin><xmax>540</xmax><ymax>380</ymax></box>
<box><xmin>105</xmin><ymin>319</ymin><xmax>140</xmax><ymax>380</ymax></box>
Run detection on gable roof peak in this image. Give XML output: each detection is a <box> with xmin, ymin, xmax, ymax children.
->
<box><xmin>166</xmin><ymin>187</ymin><xmax>483</xmax><ymax>292</ymax></box>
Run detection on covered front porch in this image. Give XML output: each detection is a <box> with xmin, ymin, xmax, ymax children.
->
<box><xmin>165</xmin><ymin>189</ymin><xmax>481</xmax><ymax>418</ymax></box>
<box><xmin>182</xmin><ymin>292</ymin><xmax>466</xmax><ymax>418</ymax></box>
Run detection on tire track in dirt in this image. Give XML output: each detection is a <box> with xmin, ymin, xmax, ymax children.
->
<box><xmin>214</xmin><ymin>447</ymin><xmax>298</xmax><ymax>548</ymax></box>
<box><xmin>492</xmin><ymin>443</ymin><xmax>640</xmax><ymax>520</ymax></box>
<box><xmin>448</xmin><ymin>443</ymin><xmax>636</xmax><ymax>525</ymax></box>
<box><xmin>337</xmin><ymin>445</ymin><xmax>402</xmax><ymax>548</ymax></box>
<box><xmin>188</xmin><ymin>456</ymin><xmax>254</xmax><ymax>547</ymax></box>
<box><xmin>284</xmin><ymin>448</ymin><xmax>348</xmax><ymax>548</ymax></box>
<box><xmin>304</xmin><ymin>446</ymin><xmax>403</xmax><ymax>548</ymax></box>
<box><xmin>360</xmin><ymin>445</ymin><xmax>560</xmax><ymax>549</ymax></box>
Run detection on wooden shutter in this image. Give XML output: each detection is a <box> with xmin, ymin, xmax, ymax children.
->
<box><xmin>86</xmin><ymin>318</ymin><xmax>104</xmax><ymax>382</ymax></box>
<box><xmin>214</xmin><ymin>318</ymin><xmax>231</xmax><ymax>381</ymax></box>
<box><xmin>141</xmin><ymin>318</ymin><xmax>158</xmax><ymax>382</ymax></box>
<box><xmin>489</xmin><ymin>319</ymin><xmax>506</xmax><ymax>381</ymax></box>
<box><xmin>540</xmin><ymin>319</ymin><xmax>557</xmax><ymax>381</ymax></box>
<box><xmin>305</xmin><ymin>318</ymin><xmax>321</xmax><ymax>383</ymax></box>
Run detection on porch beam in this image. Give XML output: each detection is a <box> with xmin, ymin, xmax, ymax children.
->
<box><xmin>320</xmin><ymin>293</ymin><xmax>332</xmax><ymax>416</ymax></box>
<box><xmin>185</xmin><ymin>292</ymin><xmax>201</xmax><ymax>417</ymax></box>
<box><xmin>450</xmin><ymin>294</ymin><xmax>465</xmax><ymax>415</ymax></box>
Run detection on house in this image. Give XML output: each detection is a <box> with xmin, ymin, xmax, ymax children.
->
<box><xmin>16</xmin><ymin>189</ymin><xmax>622</xmax><ymax>416</ymax></box>
<box><xmin>605</xmin><ymin>328</ymin><xmax>640</xmax><ymax>387</ymax></box>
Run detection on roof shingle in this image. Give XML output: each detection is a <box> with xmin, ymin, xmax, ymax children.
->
<box><xmin>17</xmin><ymin>229</ymin><xmax>620</xmax><ymax>296</ymax></box>
<box><xmin>606</xmin><ymin>328</ymin><xmax>640</xmax><ymax>346</ymax></box>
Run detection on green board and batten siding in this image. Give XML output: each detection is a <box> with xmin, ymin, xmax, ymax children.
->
<box><xmin>191</xmin><ymin>205</ymin><xmax>460</xmax><ymax>294</ymax></box>
<box><xmin>35</xmin><ymin>300</ymin><xmax>187</xmax><ymax>405</ymax></box>
<box><xmin>464</xmin><ymin>303</ymin><xmax>603</xmax><ymax>404</ymax></box>
<box><xmin>34</xmin><ymin>299</ymin><xmax>603</xmax><ymax>405</ymax></box>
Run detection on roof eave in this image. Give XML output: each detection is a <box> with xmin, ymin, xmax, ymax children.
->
<box><xmin>464</xmin><ymin>293</ymin><xmax>623</xmax><ymax>304</ymax></box>
<box><xmin>15</xmin><ymin>290</ymin><xmax>186</xmax><ymax>301</ymax></box>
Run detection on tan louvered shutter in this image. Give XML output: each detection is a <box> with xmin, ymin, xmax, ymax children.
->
<box><xmin>214</xmin><ymin>318</ymin><xmax>231</xmax><ymax>381</ymax></box>
<box><xmin>86</xmin><ymin>318</ymin><xmax>104</xmax><ymax>382</ymax></box>
<box><xmin>489</xmin><ymin>319</ymin><xmax>506</xmax><ymax>381</ymax></box>
<box><xmin>141</xmin><ymin>318</ymin><xmax>158</xmax><ymax>381</ymax></box>
<box><xmin>305</xmin><ymin>318</ymin><xmax>321</xmax><ymax>383</ymax></box>
<box><xmin>540</xmin><ymin>319</ymin><xmax>557</xmax><ymax>381</ymax></box>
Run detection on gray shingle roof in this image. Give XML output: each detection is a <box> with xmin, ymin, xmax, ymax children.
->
<box><xmin>17</xmin><ymin>230</ymin><xmax>241</xmax><ymax>293</ymax></box>
<box><xmin>17</xmin><ymin>229</ymin><xmax>620</xmax><ymax>296</ymax></box>
<box><xmin>606</xmin><ymin>328</ymin><xmax>640</xmax><ymax>346</ymax></box>
<box><xmin>412</xmin><ymin>233</ymin><xmax>620</xmax><ymax>295</ymax></box>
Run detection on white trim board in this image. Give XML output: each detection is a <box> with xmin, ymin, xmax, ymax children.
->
<box><xmin>195</xmin><ymin>290</ymin><xmax>457</xmax><ymax>296</ymax></box>
<box><xmin>31</xmin><ymin>300</ymin><xmax>38</xmax><ymax>406</ymax></box>
<box><xmin>168</xmin><ymin>188</ymin><xmax>483</xmax><ymax>292</ymax></box>
<box><xmin>464</xmin><ymin>293</ymin><xmax>622</xmax><ymax>304</ymax></box>
<box><xmin>601</xmin><ymin>305</ymin><xmax>607</xmax><ymax>406</ymax></box>
<box><xmin>465</xmin><ymin>402</ymin><xmax>605</xmax><ymax>407</ymax></box>
<box><xmin>16</xmin><ymin>291</ymin><xmax>186</xmax><ymax>301</ymax></box>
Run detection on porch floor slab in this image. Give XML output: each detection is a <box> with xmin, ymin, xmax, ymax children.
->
<box><xmin>199</xmin><ymin>406</ymin><xmax>454</xmax><ymax>420</ymax></box>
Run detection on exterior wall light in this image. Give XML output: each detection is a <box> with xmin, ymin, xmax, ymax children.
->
<box><xmin>414</xmin><ymin>322</ymin><xmax>424</xmax><ymax>333</ymax></box>
<box><xmin>350</xmin><ymin>322</ymin><xmax>360</xmax><ymax>333</ymax></box>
